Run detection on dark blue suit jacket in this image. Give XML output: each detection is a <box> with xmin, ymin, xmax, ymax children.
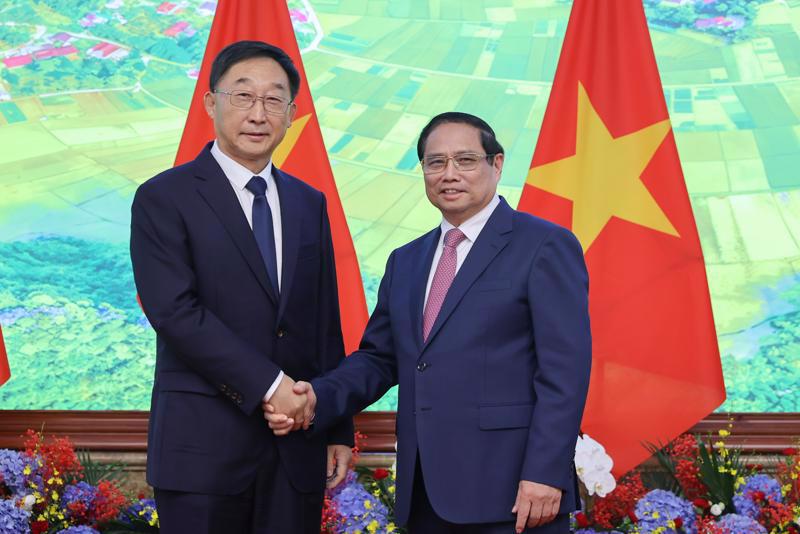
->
<box><xmin>130</xmin><ymin>143</ymin><xmax>352</xmax><ymax>495</ymax></box>
<box><xmin>312</xmin><ymin>198</ymin><xmax>591</xmax><ymax>525</ymax></box>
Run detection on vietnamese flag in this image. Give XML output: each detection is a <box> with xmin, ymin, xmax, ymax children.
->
<box><xmin>0</xmin><ymin>325</ymin><xmax>9</xmax><ymax>386</ymax></box>
<box><xmin>174</xmin><ymin>0</ymin><xmax>368</xmax><ymax>352</ymax></box>
<box><xmin>519</xmin><ymin>0</ymin><xmax>725</xmax><ymax>476</ymax></box>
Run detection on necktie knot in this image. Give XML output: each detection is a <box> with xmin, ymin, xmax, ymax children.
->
<box><xmin>246</xmin><ymin>175</ymin><xmax>268</xmax><ymax>198</ymax></box>
<box><xmin>444</xmin><ymin>228</ymin><xmax>466</xmax><ymax>248</ymax></box>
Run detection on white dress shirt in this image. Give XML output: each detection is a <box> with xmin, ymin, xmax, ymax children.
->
<box><xmin>210</xmin><ymin>141</ymin><xmax>284</xmax><ymax>401</ymax></box>
<box><xmin>424</xmin><ymin>194</ymin><xmax>501</xmax><ymax>304</ymax></box>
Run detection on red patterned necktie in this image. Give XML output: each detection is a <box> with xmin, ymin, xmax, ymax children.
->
<box><xmin>422</xmin><ymin>228</ymin><xmax>467</xmax><ymax>341</ymax></box>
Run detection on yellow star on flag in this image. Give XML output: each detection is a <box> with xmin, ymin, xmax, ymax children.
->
<box><xmin>273</xmin><ymin>113</ymin><xmax>311</xmax><ymax>168</ymax></box>
<box><xmin>526</xmin><ymin>82</ymin><xmax>679</xmax><ymax>251</ymax></box>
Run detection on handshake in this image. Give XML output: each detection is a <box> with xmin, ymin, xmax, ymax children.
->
<box><xmin>262</xmin><ymin>375</ymin><xmax>317</xmax><ymax>435</ymax></box>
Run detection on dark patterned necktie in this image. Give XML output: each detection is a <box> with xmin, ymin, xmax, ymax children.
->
<box><xmin>245</xmin><ymin>176</ymin><xmax>279</xmax><ymax>295</ymax></box>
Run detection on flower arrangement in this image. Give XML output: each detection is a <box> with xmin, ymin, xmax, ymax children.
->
<box><xmin>572</xmin><ymin>428</ymin><xmax>800</xmax><ymax>533</ymax></box>
<box><xmin>0</xmin><ymin>430</ymin><xmax>159</xmax><ymax>534</ymax></box>
<box><xmin>321</xmin><ymin>431</ymin><xmax>403</xmax><ymax>534</ymax></box>
<box><xmin>330</xmin><ymin>430</ymin><xmax>800</xmax><ymax>534</ymax></box>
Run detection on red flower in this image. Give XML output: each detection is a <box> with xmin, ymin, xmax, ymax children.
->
<box><xmin>575</xmin><ymin>512</ymin><xmax>590</xmax><ymax>527</ymax></box>
<box><xmin>373</xmin><ymin>468</ymin><xmax>389</xmax><ymax>480</ymax></box>
<box><xmin>693</xmin><ymin>498</ymin><xmax>710</xmax><ymax>509</ymax></box>
<box><xmin>751</xmin><ymin>490</ymin><xmax>766</xmax><ymax>502</ymax></box>
<box><xmin>627</xmin><ymin>510</ymin><xmax>638</xmax><ymax>523</ymax></box>
<box><xmin>588</xmin><ymin>473</ymin><xmax>646</xmax><ymax>529</ymax></box>
<box><xmin>674</xmin><ymin>517</ymin><xmax>684</xmax><ymax>528</ymax></box>
<box><xmin>92</xmin><ymin>480</ymin><xmax>127</xmax><ymax>522</ymax></box>
<box><xmin>31</xmin><ymin>521</ymin><xmax>49</xmax><ymax>534</ymax></box>
<box><xmin>782</xmin><ymin>448</ymin><xmax>798</xmax><ymax>456</ymax></box>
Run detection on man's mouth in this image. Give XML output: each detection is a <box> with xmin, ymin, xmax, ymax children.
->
<box><xmin>440</xmin><ymin>189</ymin><xmax>464</xmax><ymax>198</ymax></box>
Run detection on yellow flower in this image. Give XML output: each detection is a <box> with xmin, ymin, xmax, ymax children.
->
<box><xmin>718</xmin><ymin>429</ymin><xmax>730</xmax><ymax>437</ymax></box>
<box><xmin>364</xmin><ymin>500</ymin><xmax>372</xmax><ymax>510</ymax></box>
<box><xmin>718</xmin><ymin>466</ymin><xmax>727</xmax><ymax>474</ymax></box>
<box><xmin>51</xmin><ymin>490</ymin><xmax>59</xmax><ymax>500</ymax></box>
<box><xmin>367</xmin><ymin>520</ymin><xmax>380</xmax><ymax>533</ymax></box>
<box><xmin>387</xmin><ymin>523</ymin><xmax>397</xmax><ymax>532</ymax></box>
<box><xmin>23</xmin><ymin>466</ymin><xmax>31</xmax><ymax>475</ymax></box>
<box><xmin>652</xmin><ymin>511</ymin><xmax>660</xmax><ymax>519</ymax></box>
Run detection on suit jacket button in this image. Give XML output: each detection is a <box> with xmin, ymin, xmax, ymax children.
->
<box><xmin>276</xmin><ymin>328</ymin><xmax>286</xmax><ymax>338</ymax></box>
<box><xmin>417</xmin><ymin>362</ymin><xmax>428</xmax><ymax>372</ymax></box>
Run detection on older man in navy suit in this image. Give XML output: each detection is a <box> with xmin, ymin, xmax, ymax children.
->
<box><xmin>268</xmin><ymin>112</ymin><xmax>592</xmax><ymax>533</ymax></box>
<box><xmin>130</xmin><ymin>41</ymin><xmax>352</xmax><ymax>534</ymax></box>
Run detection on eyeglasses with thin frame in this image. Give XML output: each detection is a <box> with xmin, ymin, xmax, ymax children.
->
<box><xmin>214</xmin><ymin>89</ymin><xmax>294</xmax><ymax>115</ymax></box>
<box><xmin>420</xmin><ymin>153</ymin><xmax>495</xmax><ymax>174</ymax></box>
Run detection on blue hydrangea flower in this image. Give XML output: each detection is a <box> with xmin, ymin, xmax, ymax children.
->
<box><xmin>634</xmin><ymin>489</ymin><xmax>697</xmax><ymax>534</ymax></box>
<box><xmin>332</xmin><ymin>473</ymin><xmax>391</xmax><ymax>534</ymax></box>
<box><xmin>0</xmin><ymin>450</ymin><xmax>28</xmax><ymax>495</ymax></box>
<box><xmin>54</xmin><ymin>527</ymin><xmax>101</xmax><ymax>534</ymax></box>
<box><xmin>733</xmin><ymin>474</ymin><xmax>782</xmax><ymax>519</ymax></box>
<box><xmin>61</xmin><ymin>481</ymin><xmax>97</xmax><ymax>517</ymax></box>
<box><xmin>0</xmin><ymin>498</ymin><xmax>31</xmax><ymax>534</ymax></box>
<box><xmin>574</xmin><ymin>530</ymin><xmax>624</xmax><ymax>534</ymax></box>
<box><xmin>118</xmin><ymin>497</ymin><xmax>158</xmax><ymax>526</ymax></box>
<box><xmin>716</xmin><ymin>513</ymin><xmax>766</xmax><ymax>534</ymax></box>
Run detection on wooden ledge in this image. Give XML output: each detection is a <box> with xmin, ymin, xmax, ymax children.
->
<box><xmin>0</xmin><ymin>411</ymin><xmax>797</xmax><ymax>454</ymax></box>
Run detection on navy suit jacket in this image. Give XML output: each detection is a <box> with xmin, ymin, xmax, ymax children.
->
<box><xmin>312</xmin><ymin>198</ymin><xmax>591</xmax><ymax>525</ymax></box>
<box><xmin>130</xmin><ymin>143</ymin><xmax>353</xmax><ymax>495</ymax></box>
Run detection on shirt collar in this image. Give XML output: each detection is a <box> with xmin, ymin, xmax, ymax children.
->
<box><xmin>210</xmin><ymin>140</ymin><xmax>274</xmax><ymax>191</ymax></box>
<box><xmin>439</xmin><ymin>194</ymin><xmax>501</xmax><ymax>243</ymax></box>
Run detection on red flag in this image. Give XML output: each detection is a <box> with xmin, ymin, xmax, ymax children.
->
<box><xmin>174</xmin><ymin>0</ymin><xmax>368</xmax><ymax>352</ymax></box>
<box><xmin>519</xmin><ymin>0</ymin><xmax>725</xmax><ymax>475</ymax></box>
<box><xmin>0</xmin><ymin>325</ymin><xmax>9</xmax><ymax>386</ymax></box>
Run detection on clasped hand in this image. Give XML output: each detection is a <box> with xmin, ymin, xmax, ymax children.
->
<box><xmin>262</xmin><ymin>375</ymin><xmax>316</xmax><ymax>435</ymax></box>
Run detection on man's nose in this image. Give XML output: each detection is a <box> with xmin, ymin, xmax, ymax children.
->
<box><xmin>247</xmin><ymin>101</ymin><xmax>267</xmax><ymax>122</ymax></box>
<box><xmin>441</xmin><ymin>158</ymin><xmax>460</xmax><ymax>180</ymax></box>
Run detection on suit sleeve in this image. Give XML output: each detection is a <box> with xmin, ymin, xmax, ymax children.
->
<box><xmin>311</xmin><ymin>251</ymin><xmax>400</xmax><ymax>432</ymax></box>
<box><xmin>316</xmin><ymin>195</ymin><xmax>355</xmax><ymax>447</ymax></box>
<box><xmin>130</xmin><ymin>183</ymin><xmax>282</xmax><ymax>415</ymax></box>
<box><xmin>520</xmin><ymin>225</ymin><xmax>591</xmax><ymax>490</ymax></box>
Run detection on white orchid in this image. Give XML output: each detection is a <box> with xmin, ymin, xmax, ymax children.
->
<box><xmin>575</xmin><ymin>434</ymin><xmax>616</xmax><ymax>497</ymax></box>
<box><xmin>710</xmin><ymin>502</ymin><xmax>725</xmax><ymax>516</ymax></box>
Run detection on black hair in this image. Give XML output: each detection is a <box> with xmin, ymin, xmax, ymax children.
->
<box><xmin>416</xmin><ymin>112</ymin><xmax>505</xmax><ymax>160</ymax></box>
<box><xmin>209</xmin><ymin>40</ymin><xmax>301</xmax><ymax>99</ymax></box>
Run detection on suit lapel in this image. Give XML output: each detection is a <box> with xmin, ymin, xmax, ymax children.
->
<box><xmin>409</xmin><ymin>228</ymin><xmax>442</xmax><ymax>353</ymax></box>
<box><xmin>193</xmin><ymin>144</ymin><xmax>279</xmax><ymax>305</ymax></box>
<box><xmin>421</xmin><ymin>199</ymin><xmax>514</xmax><ymax>353</ymax></box>
<box><xmin>273</xmin><ymin>167</ymin><xmax>301</xmax><ymax>324</ymax></box>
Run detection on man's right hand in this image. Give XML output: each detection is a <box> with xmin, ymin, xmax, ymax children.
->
<box><xmin>264</xmin><ymin>381</ymin><xmax>317</xmax><ymax>436</ymax></box>
<box><xmin>264</xmin><ymin>375</ymin><xmax>308</xmax><ymax>431</ymax></box>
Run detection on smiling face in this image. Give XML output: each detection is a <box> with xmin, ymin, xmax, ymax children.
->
<box><xmin>422</xmin><ymin>122</ymin><xmax>504</xmax><ymax>226</ymax></box>
<box><xmin>203</xmin><ymin>56</ymin><xmax>296</xmax><ymax>173</ymax></box>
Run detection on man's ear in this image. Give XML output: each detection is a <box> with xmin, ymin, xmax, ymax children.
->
<box><xmin>492</xmin><ymin>152</ymin><xmax>505</xmax><ymax>182</ymax></box>
<box><xmin>203</xmin><ymin>91</ymin><xmax>215</xmax><ymax>119</ymax></box>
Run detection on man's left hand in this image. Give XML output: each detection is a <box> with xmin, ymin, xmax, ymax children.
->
<box><xmin>511</xmin><ymin>480</ymin><xmax>561</xmax><ymax>533</ymax></box>
<box><xmin>326</xmin><ymin>444</ymin><xmax>352</xmax><ymax>488</ymax></box>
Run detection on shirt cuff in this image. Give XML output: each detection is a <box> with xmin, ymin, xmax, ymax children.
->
<box><xmin>263</xmin><ymin>371</ymin><xmax>284</xmax><ymax>402</ymax></box>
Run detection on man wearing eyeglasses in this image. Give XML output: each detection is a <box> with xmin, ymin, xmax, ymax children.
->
<box><xmin>267</xmin><ymin>112</ymin><xmax>591</xmax><ymax>533</ymax></box>
<box><xmin>130</xmin><ymin>40</ymin><xmax>352</xmax><ymax>534</ymax></box>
